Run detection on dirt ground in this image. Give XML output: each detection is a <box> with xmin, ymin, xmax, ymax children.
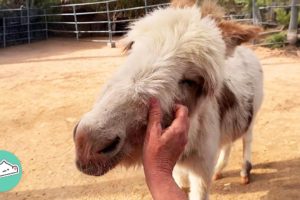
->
<box><xmin>0</xmin><ymin>38</ymin><xmax>299</xmax><ymax>200</ymax></box>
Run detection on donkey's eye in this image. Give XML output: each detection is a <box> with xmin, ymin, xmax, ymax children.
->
<box><xmin>180</xmin><ymin>79</ymin><xmax>197</xmax><ymax>87</ymax></box>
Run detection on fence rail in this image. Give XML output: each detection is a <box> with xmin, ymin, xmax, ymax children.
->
<box><xmin>0</xmin><ymin>8</ymin><xmax>47</xmax><ymax>48</ymax></box>
<box><xmin>1</xmin><ymin>1</ymin><xmax>299</xmax><ymax>48</ymax></box>
<box><xmin>45</xmin><ymin>0</ymin><xmax>170</xmax><ymax>47</ymax></box>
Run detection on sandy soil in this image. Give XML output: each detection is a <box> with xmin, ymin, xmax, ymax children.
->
<box><xmin>0</xmin><ymin>38</ymin><xmax>299</xmax><ymax>200</ymax></box>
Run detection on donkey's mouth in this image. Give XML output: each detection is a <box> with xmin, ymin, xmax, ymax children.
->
<box><xmin>76</xmin><ymin>150</ymin><xmax>125</xmax><ymax>176</ymax></box>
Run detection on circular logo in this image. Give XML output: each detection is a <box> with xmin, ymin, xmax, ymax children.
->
<box><xmin>0</xmin><ymin>150</ymin><xmax>22</xmax><ymax>192</ymax></box>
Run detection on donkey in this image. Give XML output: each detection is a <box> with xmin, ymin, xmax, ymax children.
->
<box><xmin>73</xmin><ymin>2</ymin><xmax>263</xmax><ymax>200</ymax></box>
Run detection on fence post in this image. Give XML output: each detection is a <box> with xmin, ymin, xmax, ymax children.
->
<box><xmin>252</xmin><ymin>0</ymin><xmax>262</xmax><ymax>25</ymax></box>
<box><xmin>44</xmin><ymin>9</ymin><xmax>48</xmax><ymax>39</ymax></box>
<box><xmin>27</xmin><ymin>8</ymin><xmax>31</xmax><ymax>44</ymax></box>
<box><xmin>252</xmin><ymin>0</ymin><xmax>257</xmax><ymax>24</ymax></box>
<box><xmin>3</xmin><ymin>17</ymin><xmax>6</xmax><ymax>48</ymax></box>
<box><xmin>144</xmin><ymin>0</ymin><xmax>148</xmax><ymax>14</ymax></box>
<box><xmin>73</xmin><ymin>5</ymin><xmax>79</xmax><ymax>40</ymax></box>
<box><xmin>287</xmin><ymin>0</ymin><xmax>299</xmax><ymax>45</ymax></box>
<box><xmin>106</xmin><ymin>1</ymin><xmax>115</xmax><ymax>48</ymax></box>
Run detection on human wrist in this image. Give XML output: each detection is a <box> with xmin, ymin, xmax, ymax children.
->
<box><xmin>144</xmin><ymin>162</ymin><xmax>173</xmax><ymax>181</ymax></box>
<box><xmin>145</xmin><ymin>171</ymin><xmax>187</xmax><ymax>200</ymax></box>
<box><xmin>145</xmin><ymin>168</ymin><xmax>173</xmax><ymax>184</ymax></box>
<box><xmin>145</xmin><ymin>171</ymin><xmax>175</xmax><ymax>197</ymax></box>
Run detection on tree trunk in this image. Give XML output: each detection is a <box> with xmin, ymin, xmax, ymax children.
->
<box><xmin>287</xmin><ymin>0</ymin><xmax>299</xmax><ymax>45</ymax></box>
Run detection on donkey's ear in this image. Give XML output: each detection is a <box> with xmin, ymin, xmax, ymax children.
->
<box><xmin>218</xmin><ymin>21</ymin><xmax>262</xmax><ymax>56</ymax></box>
<box><xmin>200</xmin><ymin>0</ymin><xmax>224</xmax><ymax>22</ymax></box>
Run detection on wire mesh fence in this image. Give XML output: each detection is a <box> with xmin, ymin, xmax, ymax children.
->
<box><xmin>0</xmin><ymin>0</ymin><xmax>299</xmax><ymax>48</ymax></box>
<box><xmin>0</xmin><ymin>8</ymin><xmax>47</xmax><ymax>48</ymax></box>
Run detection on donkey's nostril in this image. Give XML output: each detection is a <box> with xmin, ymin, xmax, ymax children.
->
<box><xmin>98</xmin><ymin>136</ymin><xmax>120</xmax><ymax>154</ymax></box>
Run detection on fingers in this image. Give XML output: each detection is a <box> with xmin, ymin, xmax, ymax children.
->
<box><xmin>146</xmin><ymin>99</ymin><xmax>189</xmax><ymax>142</ymax></box>
<box><xmin>172</xmin><ymin>104</ymin><xmax>189</xmax><ymax>133</ymax></box>
<box><xmin>162</xmin><ymin>104</ymin><xmax>189</xmax><ymax>139</ymax></box>
<box><xmin>148</xmin><ymin>98</ymin><xmax>162</xmax><ymax>126</ymax></box>
<box><xmin>146</xmin><ymin>98</ymin><xmax>162</xmax><ymax>139</ymax></box>
<box><xmin>174</xmin><ymin>104</ymin><xmax>189</xmax><ymax>123</ymax></box>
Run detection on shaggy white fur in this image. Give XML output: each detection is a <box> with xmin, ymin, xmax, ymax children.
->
<box><xmin>74</xmin><ymin>6</ymin><xmax>263</xmax><ymax>200</ymax></box>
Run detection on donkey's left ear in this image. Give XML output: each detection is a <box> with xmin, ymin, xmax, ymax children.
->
<box><xmin>218</xmin><ymin>21</ymin><xmax>262</xmax><ymax>56</ymax></box>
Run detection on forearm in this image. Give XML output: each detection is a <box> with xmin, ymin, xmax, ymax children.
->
<box><xmin>145</xmin><ymin>172</ymin><xmax>188</xmax><ymax>200</ymax></box>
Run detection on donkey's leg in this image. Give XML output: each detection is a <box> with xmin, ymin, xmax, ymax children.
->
<box><xmin>173</xmin><ymin>165</ymin><xmax>189</xmax><ymax>189</ymax></box>
<box><xmin>240</xmin><ymin>125</ymin><xmax>253</xmax><ymax>184</ymax></box>
<box><xmin>189</xmin><ymin>173</ymin><xmax>210</xmax><ymax>200</ymax></box>
<box><xmin>213</xmin><ymin>144</ymin><xmax>232</xmax><ymax>180</ymax></box>
<box><xmin>188</xmin><ymin>145</ymin><xmax>219</xmax><ymax>200</ymax></box>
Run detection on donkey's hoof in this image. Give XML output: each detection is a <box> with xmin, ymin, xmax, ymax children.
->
<box><xmin>213</xmin><ymin>173</ymin><xmax>223</xmax><ymax>181</ymax></box>
<box><xmin>241</xmin><ymin>176</ymin><xmax>250</xmax><ymax>185</ymax></box>
<box><xmin>241</xmin><ymin>161</ymin><xmax>252</xmax><ymax>184</ymax></box>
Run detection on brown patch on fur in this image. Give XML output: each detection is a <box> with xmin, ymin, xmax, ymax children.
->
<box><xmin>218</xmin><ymin>21</ymin><xmax>262</xmax><ymax>56</ymax></box>
<box><xmin>179</xmin><ymin>76</ymin><xmax>205</xmax><ymax>114</ymax></box>
<box><xmin>178</xmin><ymin>63</ymin><xmax>217</xmax><ymax>116</ymax></box>
<box><xmin>217</xmin><ymin>83</ymin><xmax>238</xmax><ymax>122</ymax></box>
<box><xmin>171</xmin><ymin>0</ymin><xmax>262</xmax><ymax>56</ymax></box>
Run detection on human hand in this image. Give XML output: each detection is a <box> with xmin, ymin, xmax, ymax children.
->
<box><xmin>143</xmin><ymin>98</ymin><xmax>189</xmax><ymax>179</ymax></box>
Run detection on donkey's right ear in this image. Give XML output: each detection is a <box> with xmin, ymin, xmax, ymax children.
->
<box><xmin>218</xmin><ymin>21</ymin><xmax>262</xmax><ymax>56</ymax></box>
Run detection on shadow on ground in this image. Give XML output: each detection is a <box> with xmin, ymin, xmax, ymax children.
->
<box><xmin>1</xmin><ymin>159</ymin><xmax>299</xmax><ymax>200</ymax></box>
<box><xmin>0</xmin><ymin>38</ymin><xmax>119</xmax><ymax>65</ymax></box>
<box><xmin>212</xmin><ymin>158</ymin><xmax>300</xmax><ymax>200</ymax></box>
<box><xmin>0</xmin><ymin>176</ymin><xmax>146</xmax><ymax>200</ymax></box>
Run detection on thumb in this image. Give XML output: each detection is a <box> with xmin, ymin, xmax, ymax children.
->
<box><xmin>148</xmin><ymin>98</ymin><xmax>162</xmax><ymax>128</ymax></box>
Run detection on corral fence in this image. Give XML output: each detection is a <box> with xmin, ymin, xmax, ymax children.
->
<box><xmin>46</xmin><ymin>0</ymin><xmax>170</xmax><ymax>47</ymax></box>
<box><xmin>0</xmin><ymin>0</ymin><xmax>170</xmax><ymax>48</ymax></box>
<box><xmin>0</xmin><ymin>7</ymin><xmax>47</xmax><ymax>48</ymax></box>
<box><xmin>0</xmin><ymin>0</ymin><xmax>299</xmax><ymax>48</ymax></box>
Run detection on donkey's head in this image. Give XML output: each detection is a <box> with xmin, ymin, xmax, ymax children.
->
<box><xmin>74</xmin><ymin>4</ymin><xmax>260</xmax><ymax>176</ymax></box>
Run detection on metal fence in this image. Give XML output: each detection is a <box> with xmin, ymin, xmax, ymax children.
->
<box><xmin>0</xmin><ymin>8</ymin><xmax>47</xmax><ymax>48</ymax></box>
<box><xmin>46</xmin><ymin>0</ymin><xmax>170</xmax><ymax>47</ymax></box>
<box><xmin>0</xmin><ymin>1</ymin><xmax>299</xmax><ymax>48</ymax></box>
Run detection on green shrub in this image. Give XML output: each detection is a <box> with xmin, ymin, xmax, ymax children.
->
<box><xmin>264</xmin><ymin>32</ymin><xmax>287</xmax><ymax>48</ymax></box>
<box><xmin>275</xmin><ymin>8</ymin><xmax>290</xmax><ymax>27</ymax></box>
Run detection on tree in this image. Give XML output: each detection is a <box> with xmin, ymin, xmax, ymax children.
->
<box><xmin>287</xmin><ymin>0</ymin><xmax>299</xmax><ymax>45</ymax></box>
